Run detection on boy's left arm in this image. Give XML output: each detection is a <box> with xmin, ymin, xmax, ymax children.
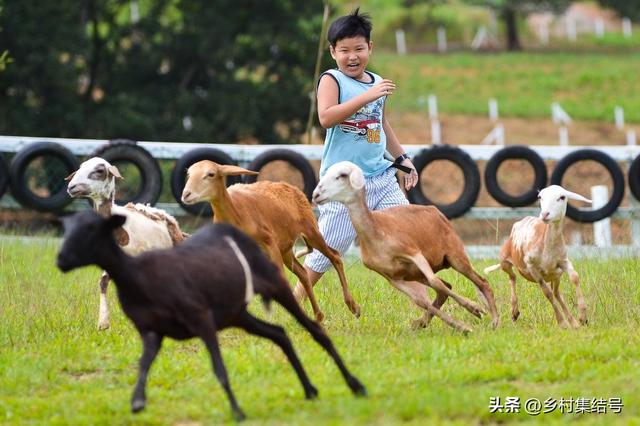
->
<box><xmin>383</xmin><ymin>115</ymin><xmax>418</xmax><ymax>190</ymax></box>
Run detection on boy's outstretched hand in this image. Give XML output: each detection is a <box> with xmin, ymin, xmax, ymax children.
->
<box><xmin>400</xmin><ymin>158</ymin><xmax>418</xmax><ymax>190</ymax></box>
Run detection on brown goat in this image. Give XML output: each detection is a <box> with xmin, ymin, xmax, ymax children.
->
<box><xmin>314</xmin><ymin>161</ymin><xmax>500</xmax><ymax>333</ymax></box>
<box><xmin>181</xmin><ymin>161</ymin><xmax>359</xmax><ymax>322</ymax></box>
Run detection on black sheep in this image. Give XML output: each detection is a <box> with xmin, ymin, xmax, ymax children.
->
<box><xmin>57</xmin><ymin>211</ymin><xmax>366</xmax><ymax>421</ymax></box>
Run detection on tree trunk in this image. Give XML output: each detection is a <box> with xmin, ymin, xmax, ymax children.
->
<box><xmin>503</xmin><ymin>6</ymin><xmax>521</xmax><ymax>51</ymax></box>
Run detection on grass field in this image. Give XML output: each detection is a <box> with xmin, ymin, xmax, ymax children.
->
<box><xmin>372</xmin><ymin>51</ymin><xmax>640</xmax><ymax>123</ymax></box>
<box><xmin>1</xmin><ymin>237</ymin><xmax>639</xmax><ymax>425</ymax></box>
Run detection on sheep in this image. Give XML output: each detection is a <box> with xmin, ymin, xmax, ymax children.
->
<box><xmin>483</xmin><ymin>184</ymin><xmax>591</xmax><ymax>328</ymax></box>
<box><xmin>312</xmin><ymin>161</ymin><xmax>499</xmax><ymax>333</ymax></box>
<box><xmin>181</xmin><ymin>160</ymin><xmax>359</xmax><ymax>323</ymax></box>
<box><xmin>66</xmin><ymin>157</ymin><xmax>187</xmax><ymax>330</ymax></box>
<box><xmin>56</xmin><ymin>211</ymin><xmax>366</xmax><ymax>421</ymax></box>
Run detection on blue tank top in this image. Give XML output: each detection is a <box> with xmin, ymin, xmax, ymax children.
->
<box><xmin>318</xmin><ymin>69</ymin><xmax>392</xmax><ymax>178</ymax></box>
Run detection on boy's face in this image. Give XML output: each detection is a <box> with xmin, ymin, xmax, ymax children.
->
<box><xmin>330</xmin><ymin>36</ymin><xmax>372</xmax><ymax>80</ymax></box>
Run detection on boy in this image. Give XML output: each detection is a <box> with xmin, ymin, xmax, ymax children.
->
<box><xmin>294</xmin><ymin>8</ymin><xmax>418</xmax><ymax>300</ymax></box>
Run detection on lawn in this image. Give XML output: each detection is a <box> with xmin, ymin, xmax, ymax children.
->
<box><xmin>1</xmin><ymin>236</ymin><xmax>639</xmax><ymax>425</ymax></box>
<box><xmin>373</xmin><ymin>51</ymin><xmax>640</xmax><ymax>123</ymax></box>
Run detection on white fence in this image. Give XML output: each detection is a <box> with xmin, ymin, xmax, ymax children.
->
<box><xmin>1</xmin><ymin>135</ymin><xmax>639</xmax><ymax>258</ymax></box>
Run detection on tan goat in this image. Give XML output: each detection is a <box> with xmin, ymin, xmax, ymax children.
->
<box><xmin>484</xmin><ymin>184</ymin><xmax>591</xmax><ymax>328</ymax></box>
<box><xmin>181</xmin><ymin>160</ymin><xmax>359</xmax><ymax>322</ymax></box>
<box><xmin>313</xmin><ymin>161</ymin><xmax>499</xmax><ymax>333</ymax></box>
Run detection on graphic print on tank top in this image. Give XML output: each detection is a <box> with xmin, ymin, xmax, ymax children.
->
<box><xmin>338</xmin><ymin>97</ymin><xmax>383</xmax><ymax>143</ymax></box>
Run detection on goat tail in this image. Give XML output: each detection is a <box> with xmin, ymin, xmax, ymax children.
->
<box><xmin>483</xmin><ymin>263</ymin><xmax>502</xmax><ymax>275</ymax></box>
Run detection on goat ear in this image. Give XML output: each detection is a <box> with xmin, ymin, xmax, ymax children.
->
<box><xmin>349</xmin><ymin>170</ymin><xmax>365</xmax><ymax>190</ymax></box>
<box><xmin>64</xmin><ymin>171</ymin><xmax>76</xmax><ymax>182</ymax></box>
<box><xmin>219</xmin><ymin>165</ymin><xmax>259</xmax><ymax>177</ymax></box>
<box><xmin>565</xmin><ymin>190</ymin><xmax>591</xmax><ymax>204</ymax></box>
<box><xmin>108</xmin><ymin>165</ymin><xmax>124</xmax><ymax>180</ymax></box>
<box><xmin>106</xmin><ymin>214</ymin><xmax>127</xmax><ymax>229</ymax></box>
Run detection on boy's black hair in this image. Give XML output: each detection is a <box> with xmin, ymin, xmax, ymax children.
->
<box><xmin>327</xmin><ymin>8</ymin><xmax>372</xmax><ymax>46</ymax></box>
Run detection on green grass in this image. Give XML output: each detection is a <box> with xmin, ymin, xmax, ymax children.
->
<box><xmin>1</xmin><ymin>237</ymin><xmax>640</xmax><ymax>425</ymax></box>
<box><xmin>372</xmin><ymin>51</ymin><xmax>640</xmax><ymax>122</ymax></box>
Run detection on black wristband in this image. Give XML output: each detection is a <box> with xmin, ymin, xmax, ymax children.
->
<box><xmin>395</xmin><ymin>153</ymin><xmax>409</xmax><ymax>163</ymax></box>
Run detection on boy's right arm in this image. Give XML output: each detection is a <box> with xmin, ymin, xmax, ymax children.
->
<box><xmin>317</xmin><ymin>75</ymin><xmax>396</xmax><ymax>129</ymax></box>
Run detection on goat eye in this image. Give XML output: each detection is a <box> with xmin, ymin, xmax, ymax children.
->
<box><xmin>559</xmin><ymin>195</ymin><xmax>566</xmax><ymax>201</ymax></box>
<box><xmin>206</xmin><ymin>172</ymin><xmax>215</xmax><ymax>178</ymax></box>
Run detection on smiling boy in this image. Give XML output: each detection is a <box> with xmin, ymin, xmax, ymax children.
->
<box><xmin>294</xmin><ymin>8</ymin><xmax>419</xmax><ymax>300</ymax></box>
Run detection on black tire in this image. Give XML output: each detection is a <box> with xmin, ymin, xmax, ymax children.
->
<box><xmin>244</xmin><ymin>149</ymin><xmax>317</xmax><ymax>200</ymax></box>
<box><xmin>629</xmin><ymin>154</ymin><xmax>640</xmax><ymax>202</ymax></box>
<box><xmin>90</xmin><ymin>139</ymin><xmax>162</xmax><ymax>205</ymax></box>
<box><xmin>550</xmin><ymin>149</ymin><xmax>624</xmax><ymax>223</ymax></box>
<box><xmin>9</xmin><ymin>142</ymin><xmax>79</xmax><ymax>212</ymax></box>
<box><xmin>484</xmin><ymin>145</ymin><xmax>548</xmax><ymax>207</ymax></box>
<box><xmin>407</xmin><ymin>145</ymin><xmax>481</xmax><ymax>219</ymax></box>
<box><xmin>0</xmin><ymin>154</ymin><xmax>9</xmax><ymax>200</ymax></box>
<box><xmin>170</xmin><ymin>148</ymin><xmax>240</xmax><ymax>216</ymax></box>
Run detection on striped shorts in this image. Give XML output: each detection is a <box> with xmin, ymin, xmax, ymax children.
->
<box><xmin>305</xmin><ymin>167</ymin><xmax>409</xmax><ymax>273</ymax></box>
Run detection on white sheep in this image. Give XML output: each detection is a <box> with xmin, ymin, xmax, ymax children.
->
<box><xmin>484</xmin><ymin>184</ymin><xmax>591</xmax><ymax>328</ymax></box>
<box><xmin>312</xmin><ymin>161</ymin><xmax>499</xmax><ymax>333</ymax></box>
<box><xmin>66</xmin><ymin>157</ymin><xmax>187</xmax><ymax>330</ymax></box>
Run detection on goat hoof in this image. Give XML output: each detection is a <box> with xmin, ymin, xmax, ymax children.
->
<box><xmin>511</xmin><ymin>310</ymin><xmax>520</xmax><ymax>322</ymax></box>
<box><xmin>232</xmin><ymin>408</ymin><xmax>246</xmax><ymax>422</ymax></box>
<box><xmin>491</xmin><ymin>318</ymin><xmax>500</xmax><ymax>329</ymax></box>
<box><xmin>351</xmin><ymin>303</ymin><xmax>361</xmax><ymax>318</ymax></box>
<box><xmin>315</xmin><ymin>312</ymin><xmax>325</xmax><ymax>323</ymax></box>
<box><xmin>305</xmin><ymin>385</ymin><xmax>319</xmax><ymax>400</ymax></box>
<box><xmin>97</xmin><ymin>321</ymin><xmax>110</xmax><ymax>331</ymax></box>
<box><xmin>350</xmin><ymin>379</ymin><xmax>367</xmax><ymax>397</ymax></box>
<box><xmin>580</xmin><ymin>317</ymin><xmax>588</xmax><ymax>326</ymax></box>
<box><xmin>410</xmin><ymin>318</ymin><xmax>427</xmax><ymax>330</ymax></box>
<box><xmin>131</xmin><ymin>398</ymin><xmax>145</xmax><ymax>413</ymax></box>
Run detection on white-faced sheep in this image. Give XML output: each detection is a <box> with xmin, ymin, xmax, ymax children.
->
<box><xmin>56</xmin><ymin>211</ymin><xmax>366</xmax><ymax>421</ymax></box>
<box><xmin>181</xmin><ymin>160</ymin><xmax>359</xmax><ymax>323</ymax></box>
<box><xmin>66</xmin><ymin>157</ymin><xmax>187</xmax><ymax>330</ymax></box>
<box><xmin>312</xmin><ymin>161</ymin><xmax>499</xmax><ymax>333</ymax></box>
<box><xmin>484</xmin><ymin>184</ymin><xmax>591</xmax><ymax>328</ymax></box>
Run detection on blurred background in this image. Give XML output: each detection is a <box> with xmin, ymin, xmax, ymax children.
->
<box><xmin>1</xmin><ymin>0</ymin><xmax>639</xmax><ymax>249</ymax></box>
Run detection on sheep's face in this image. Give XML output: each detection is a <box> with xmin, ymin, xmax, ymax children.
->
<box><xmin>538</xmin><ymin>185</ymin><xmax>591</xmax><ymax>223</ymax></box>
<box><xmin>66</xmin><ymin>157</ymin><xmax>122</xmax><ymax>203</ymax></box>
<box><xmin>182</xmin><ymin>161</ymin><xmax>258</xmax><ymax>204</ymax></box>
<box><xmin>313</xmin><ymin>161</ymin><xmax>364</xmax><ymax>205</ymax></box>
<box><xmin>57</xmin><ymin>211</ymin><xmax>126</xmax><ymax>272</ymax></box>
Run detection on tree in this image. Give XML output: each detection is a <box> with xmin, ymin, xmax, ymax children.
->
<box><xmin>597</xmin><ymin>0</ymin><xmax>640</xmax><ymax>21</ymax></box>
<box><xmin>465</xmin><ymin>0</ymin><xmax>570</xmax><ymax>51</ymax></box>
<box><xmin>0</xmin><ymin>0</ymin><xmax>326</xmax><ymax>143</ymax></box>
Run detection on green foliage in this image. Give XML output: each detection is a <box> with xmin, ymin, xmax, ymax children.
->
<box><xmin>1</xmin><ymin>237</ymin><xmax>640</xmax><ymax>424</ymax></box>
<box><xmin>598</xmin><ymin>0</ymin><xmax>640</xmax><ymax>20</ymax></box>
<box><xmin>0</xmin><ymin>0</ymin><xmax>325</xmax><ymax>143</ymax></box>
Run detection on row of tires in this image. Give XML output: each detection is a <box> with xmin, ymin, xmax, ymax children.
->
<box><xmin>1</xmin><ymin>140</ymin><xmax>639</xmax><ymax>223</ymax></box>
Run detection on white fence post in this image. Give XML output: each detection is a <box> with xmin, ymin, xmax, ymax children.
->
<box><xmin>437</xmin><ymin>27</ymin><xmax>447</xmax><ymax>53</ymax></box>
<box><xmin>615</xmin><ymin>106</ymin><xmax>625</xmax><ymax>129</ymax></box>
<box><xmin>552</xmin><ymin>102</ymin><xmax>571</xmax><ymax>146</ymax></box>
<box><xmin>489</xmin><ymin>98</ymin><xmax>499</xmax><ymax>122</ymax></box>
<box><xmin>592</xmin><ymin>185</ymin><xmax>612</xmax><ymax>247</ymax></box>
<box><xmin>594</xmin><ymin>18</ymin><xmax>605</xmax><ymax>38</ymax></box>
<box><xmin>627</xmin><ymin>129</ymin><xmax>637</xmax><ymax>146</ymax></box>
<box><xmin>538</xmin><ymin>23</ymin><xmax>549</xmax><ymax>45</ymax></box>
<box><xmin>395</xmin><ymin>29</ymin><xmax>407</xmax><ymax>55</ymax></box>
<box><xmin>428</xmin><ymin>94</ymin><xmax>441</xmax><ymax>144</ymax></box>
<box><xmin>622</xmin><ymin>18</ymin><xmax>632</xmax><ymax>38</ymax></box>
<box><xmin>566</xmin><ymin>18</ymin><xmax>577</xmax><ymax>42</ymax></box>
<box><xmin>631</xmin><ymin>196</ymin><xmax>640</xmax><ymax>247</ymax></box>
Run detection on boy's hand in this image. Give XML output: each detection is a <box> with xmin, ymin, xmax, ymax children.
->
<box><xmin>367</xmin><ymin>79</ymin><xmax>396</xmax><ymax>102</ymax></box>
<box><xmin>401</xmin><ymin>158</ymin><xmax>418</xmax><ymax>190</ymax></box>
